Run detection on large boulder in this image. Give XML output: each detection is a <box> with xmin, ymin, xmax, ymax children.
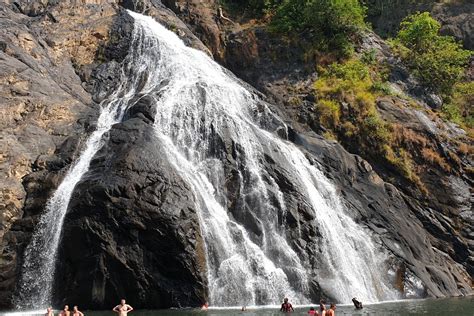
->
<box><xmin>54</xmin><ymin>105</ymin><xmax>208</xmax><ymax>309</ymax></box>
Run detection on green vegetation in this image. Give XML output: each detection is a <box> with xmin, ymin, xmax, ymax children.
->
<box><xmin>314</xmin><ymin>57</ymin><xmax>432</xmax><ymax>192</ymax></box>
<box><xmin>222</xmin><ymin>0</ymin><xmax>367</xmax><ymax>56</ymax></box>
<box><xmin>271</xmin><ymin>0</ymin><xmax>367</xmax><ymax>55</ymax></box>
<box><xmin>314</xmin><ymin>58</ymin><xmax>391</xmax><ymax>156</ymax></box>
<box><xmin>441</xmin><ymin>81</ymin><xmax>474</xmax><ymax>133</ymax></box>
<box><xmin>389</xmin><ymin>12</ymin><xmax>472</xmax><ymax>133</ymax></box>
<box><xmin>220</xmin><ymin>0</ymin><xmax>281</xmax><ymax>17</ymax></box>
<box><xmin>390</xmin><ymin>12</ymin><xmax>472</xmax><ymax>97</ymax></box>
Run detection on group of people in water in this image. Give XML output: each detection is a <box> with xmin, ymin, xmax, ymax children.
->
<box><xmin>281</xmin><ymin>298</ymin><xmax>336</xmax><ymax>315</ymax></box>
<box><xmin>45</xmin><ymin>305</ymin><xmax>84</xmax><ymax>316</ymax></box>
<box><xmin>45</xmin><ymin>297</ymin><xmax>363</xmax><ymax>315</ymax></box>
<box><xmin>44</xmin><ymin>299</ymin><xmax>133</xmax><ymax>316</ymax></box>
<box><xmin>280</xmin><ymin>297</ymin><xmax>363</xmax><ymax>315</ymax></box>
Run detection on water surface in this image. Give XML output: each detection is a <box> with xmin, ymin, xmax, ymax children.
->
<box><xmin>5</xmin><ymin>297</ymin><xmax>473</xmax><ymax>316</ymax></box>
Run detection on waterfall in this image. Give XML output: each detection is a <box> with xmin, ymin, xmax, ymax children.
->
<box><xmin>15</xmin><ymin>9</ymin><xmax>398</xmax><ymax>309</ymax></box>
<box><xmin>128</xmin><ymin>12</ymin><xmax>399</xmax><ymax>305</ymax></box>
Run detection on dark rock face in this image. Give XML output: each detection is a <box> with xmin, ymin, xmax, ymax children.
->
<box><xmin>375</xmin><ymin>98</ymin><xmax>474</xmax><ymax>281</ymax></box>
<box><xmin>0</xmin><ymin>0</ymin><xmax>212</xmax><ymax>309</ymax></box>
<box><xmin>54</xmin><ymin>112</ymin><xmax>208</xmax><ymax>309</ymax></box>
<box><xmin>293</xmin><ymin>133</ymin><xmax>472</xmax><ymax>297</ymax></box>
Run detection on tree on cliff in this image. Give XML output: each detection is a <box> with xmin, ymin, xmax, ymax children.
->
<box><xmin>270</xmin><ymin>0</ymin><xmax>367</xmax><ymax>56</ymax></box>
<box><xmin>390</xmin><ymin>12</ymin><xmax>472</xmax><ymax>97</ymax></box>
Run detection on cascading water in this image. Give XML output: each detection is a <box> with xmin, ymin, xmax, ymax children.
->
<box><xmin>127</xmin><ymin>12</ymin><xmax>399</xmax><ymax>305</ymax></box>
<box><xmin>16</xmin><ymin>9</ymin><xmax>398</xmax><ymax>309</ymax></box>
<box><xmin>14</xmin><ymin>18</ymin><xmax>163</xmax><ymax>309</ymax></box>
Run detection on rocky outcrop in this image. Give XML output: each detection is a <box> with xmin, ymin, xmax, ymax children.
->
<box><xmin>0</xmin><ymin>0</ymin><xmax>114</xmax><ymax>305</ymax></box>
<box><xmin>55</xmin><ymin>101</ymin><xmax>208</xmax><ymax>309</ymax></box>
<box><xmin>293</xmin><ymin>131</ymin><xmax>472</xmax><ymax>297</ymax></box>
<box><xmin>375</xmin><ymin>97</ymin><xmax>474</xmax><ymax>279</ymax></box>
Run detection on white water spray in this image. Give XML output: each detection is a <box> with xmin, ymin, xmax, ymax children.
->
<box><xmin>128</xmin><ymin>12</ymin><xmax>399</xmax><ymax>304</ymax></box>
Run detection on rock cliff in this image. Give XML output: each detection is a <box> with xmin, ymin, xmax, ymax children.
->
<box><xmin>0</xmin><ymin>0</ymin><xmax>472</xmax><ymax>310</ymax></box>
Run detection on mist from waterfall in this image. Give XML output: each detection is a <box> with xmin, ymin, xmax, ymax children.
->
<box><xmin>15</xmin><ymin>9</ymin><xmax>398</xmax><ymax>309</ymax></box>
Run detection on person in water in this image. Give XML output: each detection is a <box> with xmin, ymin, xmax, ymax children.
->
<box><xmin>326</xmin><ymin>304</ymin><xmax>336</xmax><ymax>316</ymax></box>
<box><xmin>319</xmin><ymin>300</ymin><xmax>326</xmax><ymax>315</ymax></box>
<box><xmin>45</xmin><ymin>307</ymin><xmax>54</xmax><ymax>316</ymax></box>
<box><xmin>280</xmin><ymin>298</ymin><xmax>294</xmax><ymax>312</ymax></box>
<box><xmin>201</xmin><ymin>302</ymin><xmax>209</xmax><ymax>310</ymax></box>
<box><xmin>113</xmin><ymin>299</ymin><xmax>134</xmax><ymax>315</ymax></box>
<box><xmin>59</xmin><ymin>305</ymin><xmax>70</xmax><ymax>316</ymax></box>
<box><xmin>72</xmin><ymin>306</ymin><xmax>84</xmax><ymax>316</ymax></box>
<box><xmin>352</xmin><ymin>297</ymin><xmax>363</xmax><ymax>309</ymax></box>
<box><xmin>307</xmin><ymin>307</ymin><xmax>318</xmax><ymax>315</ymax></box>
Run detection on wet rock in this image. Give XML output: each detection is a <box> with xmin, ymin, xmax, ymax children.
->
<box><xmin>55</xmin><ymin>115</ymin><xmax>208</xmax><ymax>309</ymax></box>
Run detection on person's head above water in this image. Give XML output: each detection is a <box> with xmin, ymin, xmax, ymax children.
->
<box><xmin>330</xmin><ymin>304</ymin><xmax>336</xmax><ymax>309</ymax></box>
<box><xmin>284</xmin><ymin>298</ymin><xmax>289</xmax><ymax>303</ymax></box>
<box><xmin>64</xmin><ymin>305</ymin><xmax>69</xmax><ymax>310</ymax></box>
<box><xmin>121</xmin><ymin>299</ymin><xmax>126</xmax><ymax>305</ymax></box>
<box><xmin>310</xmin><ymin>307</ymin><xmax>315</xmax><ymax>311</ymax></box>
<box><xmin>73</xmin><ymin>306</ymin><xmax>78</xmax><ymax>312</ymax></box>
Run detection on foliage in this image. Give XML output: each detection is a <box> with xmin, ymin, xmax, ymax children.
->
<box><xmin>314</xmin><ymin>58</ymin><xmax>391</xmax><ymax>155</ymax></box>
<box><xmin>390</xmin><ymin>12</ymin><xmax>472</xmax><ymax>96</ymax></box>
<box><xmin>316</xmin><ymin>99</ymin><xmax>340</xmax><ymax>129</ymax></box>
<box><xmin>441</xmin><ymin>81</ymin><xmax>474</xmax><ymax>131</ymax></box>
<box><xmin>361</xmin><ymin>48</ymin><xmax>377</xmax><ymax>65</ymax></box>
<box><xmin>313</xmin><ymin>57</ymin><xmax>456</xmax><ymax>193</ymax></box>
<box><xmin>219</xmin><ymin>0</ymin><xmax>280</xmax><ymax>18</ymax></box>
<box><xmin>271</xmin><ymin>0</ymin><xmax>367</xmax><ymax>56</ymax></box>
